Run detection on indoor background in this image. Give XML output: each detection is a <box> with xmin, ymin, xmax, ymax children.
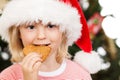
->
<box><xmin>0</xmin><ymin>0</ymin><xmax>120</xmax><ymax>80</ymax></box>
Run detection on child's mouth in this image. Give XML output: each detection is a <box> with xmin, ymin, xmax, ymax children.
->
<box><xmin>34</xmin><ymin>43</ymin><xmax>50</xmax><ymax>46</ymax></box>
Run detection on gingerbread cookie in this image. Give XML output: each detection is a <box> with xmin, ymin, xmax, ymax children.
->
<box><xmin>23</xmin><ymin>45</ymin><xmax>51</xmax><ymax>62</ymax></box>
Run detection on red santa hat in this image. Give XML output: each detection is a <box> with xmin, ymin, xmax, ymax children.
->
<box><xmin>62</xmin><ymin>0</ymin><xmax>102</xmax><ymax>74</ymax></box>
<box><xmin>62</xmin><ymin>0</ymin><xmax>92</xmax><ymax>53</ymax></box>
<box><xmin>0</xmin><ymin>0</ymin><xmax>102</xmax><ymax>74</ymax></box>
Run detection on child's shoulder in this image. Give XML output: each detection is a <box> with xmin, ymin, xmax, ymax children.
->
<box><xmin>0</xmin><ymin>63</ymin><xmax>23</xmax><ymax>80</ymax></box>
<box><xmin>1</xmin><ymin>63</ymin><xmax>21</xmax><ymax>73</ymax></box>
<box><xmin>66</xmin><ymin>59</ymin><xmax>91</xmax><ymax>76</ymax></box>
<box><xmin>66</xmin><ymin>59</ymin><xmax>86</xmax><ymax>70</ymax></box>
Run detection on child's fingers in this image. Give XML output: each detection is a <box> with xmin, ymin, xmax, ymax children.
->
<box><xmin>33</xmin><ymin>61</ymin><xmax>41</xmax><ymax>72</ymax></box>
<box><xmin>20</xmin><ymin>52</ymin><xmax>42</xmax><ymax>72</ymax></box>
<box><xmin>28</xmin><ymin>57</ymin><xmax>42</xmax><ymax>71</ymax></box>
<box><xmin>21</xmin><ymin>52</ymin><xmax>42</xmax><ymax>65</ymax></box>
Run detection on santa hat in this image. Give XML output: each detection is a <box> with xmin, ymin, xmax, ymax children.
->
<box><xmin>0</xmin><ymin>0</ymin><xmax>102</xmax><ymax>74</ymax></box>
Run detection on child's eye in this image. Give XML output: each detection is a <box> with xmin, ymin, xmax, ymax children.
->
<box><xmin>47</xmin><ymin>24</ymin><xmax>56</xmax><ymax>28</ymax></box>
<box><xmin>27</xmin><ymin>25</ymin><xmax>35</xmax><ymax>29</ymax></box>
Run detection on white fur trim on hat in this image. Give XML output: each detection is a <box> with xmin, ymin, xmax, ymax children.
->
<box><xmin>74</xmin><ymin>51</ymin><xmax>102</xmax><ymax>74</ymax></box>
<box><xmin>0</xmin><ymin>0</ymin><xmax>82</xmax><ymax>46</ymax></box>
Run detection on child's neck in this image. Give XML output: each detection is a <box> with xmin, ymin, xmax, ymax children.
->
<box><xmin>39</xmin><ymin>53</ymin><xmax>61</xmax><ymax>72</ymax></box>
<box><xmin>40</xmin><ymin>57</ymin><xmax>60</xmax><ymax>72</ymax></box>
<box><xmin>40</xmin><ymin>60</ymin><xmax>60</xmax><ymax>72</ymax></box>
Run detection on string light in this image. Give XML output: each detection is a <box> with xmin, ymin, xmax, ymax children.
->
<box><xmin>99</xmin><ymin>0</ymin><xmax>120</xmax><ymax>48</ymax></box>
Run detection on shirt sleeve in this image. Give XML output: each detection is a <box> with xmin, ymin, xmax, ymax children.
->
<box><xmin>0</xmin><ymin>64</ymin><xmax>23</xmax><ymax>80</ymax></box>
<box><xmin>0</xmin><ymin>67</ymin><xmax>16</xmax><ymax>80</ymax></box>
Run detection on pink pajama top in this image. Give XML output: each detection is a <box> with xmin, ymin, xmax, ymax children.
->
<box><xmin>0</xmin><ymin>59</ymin><xmax>92</xmax><ymax>80</ymax></box>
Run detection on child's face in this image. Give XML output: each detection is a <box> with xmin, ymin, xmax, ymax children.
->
<box><xmin>19</xmin><ymin>22</ymin><xmax>63</xmax><ymax>54</ymax></box>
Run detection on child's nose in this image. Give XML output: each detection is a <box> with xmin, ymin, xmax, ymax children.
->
<box><xmin>37</xmin><ymin>27</ymin><xmax>46</xmax><ymax>40</ymax></box>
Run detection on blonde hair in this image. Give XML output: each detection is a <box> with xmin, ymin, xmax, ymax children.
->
<box><xmin>8</xmin><ymin>26</ymin><xmax>24</xmax><ymax>62</ymax></box>
<box><xmin>8</xmin><ymin>26</ymin><xmax>71</xmax><ymax>63</ymax></box>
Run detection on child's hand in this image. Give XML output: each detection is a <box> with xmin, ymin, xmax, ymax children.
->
<box><xmin>20</xmin><ymin>53</ymin><xmax>42</xmax><ymax>80</ymax></box>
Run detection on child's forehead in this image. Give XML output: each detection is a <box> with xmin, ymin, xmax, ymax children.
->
<box><xmin>20</xmin><ymin>20</ymin><xmax>58</xmax><ymax>26</ymax></box>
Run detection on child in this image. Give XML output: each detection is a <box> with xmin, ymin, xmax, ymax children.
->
<box><xmin>0</xmin><ymin>0</ymin><xmax>101</xmax><ymax>80</ymax></box>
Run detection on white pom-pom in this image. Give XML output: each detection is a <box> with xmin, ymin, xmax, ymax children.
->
<box><xmin>74</xmin><ymin>51</ymin><xmax>102</xmax><ymax>74</ymax></box>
